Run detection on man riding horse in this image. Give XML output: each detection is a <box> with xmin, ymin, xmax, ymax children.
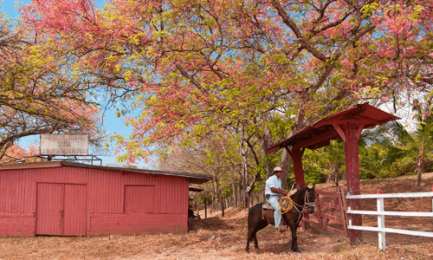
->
<box><xmin>246</xmin><ymin>168</ymin><xmax>316</xmax><ymax>253</ymax></box>
<box><xmin>265</xmin><ymin>166</ymin><xmax>291</xmax><ymax>232</ymax></box>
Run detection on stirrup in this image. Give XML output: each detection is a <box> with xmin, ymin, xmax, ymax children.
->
<box><xmin>278</xmin><ymin>224</ymin><xmax>287</xmax><ymax>233</ymax></box>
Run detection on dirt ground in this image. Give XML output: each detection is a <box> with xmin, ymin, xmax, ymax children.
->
<box><xmin>1</xmin><ymin>174</ymin><xmax>433</xmax><ymax>259</ymax></box>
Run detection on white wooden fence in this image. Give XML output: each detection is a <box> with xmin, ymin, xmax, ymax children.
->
<box><xmin>346</xmin><ymin>189</ymin><xmax>433</xmax><ymax>251</ymax></box>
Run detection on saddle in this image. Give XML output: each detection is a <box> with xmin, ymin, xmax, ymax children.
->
<box><xmin>262</xmin><ymin>201</ymin><xmax>273</xmax><ymax>210</ymax></box>
<box><xmin>262</xmin><ymin>200</ymin><xmax>289</xmax><ymax>233</ymax></box>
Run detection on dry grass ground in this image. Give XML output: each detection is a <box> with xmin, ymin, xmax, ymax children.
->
<box><xmin>1</xmin><ymin>173</ymin><xmax>433</xmax><ymax>259</ymax></box>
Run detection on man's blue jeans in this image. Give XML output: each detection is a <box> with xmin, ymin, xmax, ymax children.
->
<box><xmin>267</xmin><ymin>195</ymin><xmax>281</xmax><ymax>228</ymax></box>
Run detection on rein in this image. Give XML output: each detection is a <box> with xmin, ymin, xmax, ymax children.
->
<box><xmin>291</xmin><ymin>189</ymin><xmax>315</xmax><ymax>225</ymax></box>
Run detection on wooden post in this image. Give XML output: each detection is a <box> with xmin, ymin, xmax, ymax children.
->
<box><xmin>195</xmin><ymin>195</ymin><xmax>198</xmax><ymax>216</ymax></box>
<box><xmin>289</xmin><ymin>148</ymin><xmax>306</xmax><ymax>189</ymax></box>
<box><xmin>316</xmin><ymin>190</ymin><xmax>322</xmax><ymax>228</ymax></box>
<box><xmin>336</xmin><ymin>123</ymin><xmax>363</xmax><ymax>244</ymax></box>
<box><xmin>287</xmin><ymin>147</ymin><xmax>308</xmax><ymax>230</ymax></box>
<box><xmin>376</xmin><ymin>189</ymin><xmax>386</xmax><ymax>250</ymax></box>
<box><xmin>339</xmin><ymin>186</ymin><xmax>349</xmax><ymax>237</ymax></box>
<box><xmin>431</xmin><ymin>185</ymin><xmax>432</xmax><ymax>225</ymax></box>
<box><xmin>205</xmin><ymin>199</ymin><xmax>207</xmax><ymax>219</ymax></box>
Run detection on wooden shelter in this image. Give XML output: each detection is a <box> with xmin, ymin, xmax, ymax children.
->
<box><xmin>0</xmin><ymin>161</ymin><xmax>211</xmax><ymax>237</ymax></box>
<box><xmin>266</xmin><ymin>103</ymin><xmax>399</xmax><ymax>243</ymax></box>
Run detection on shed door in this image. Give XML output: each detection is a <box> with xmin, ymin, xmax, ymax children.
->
<box><xmin>64</xmin><ymin>184</ymin><xmax>87</xmax><ymax>236</ymax></box>
<box><xmin>36</xmin><ymin>183</ymin><xmax>64</xmax><ymax>235</ymax></box>
<box><xmin>36</xmin><ymin>183</ymin><xmax>87</xmax><ymax>236</ymax></box>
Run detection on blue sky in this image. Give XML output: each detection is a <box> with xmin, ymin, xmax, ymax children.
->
<box><xmin>1</xmin><ymin>1</ymin><xmax>26</xmax><ymax>18</ymax></box>
<box><xmin>1</xmin><ymin>0</ymin><xmax>152</xmax><ymax>168</ymax></box>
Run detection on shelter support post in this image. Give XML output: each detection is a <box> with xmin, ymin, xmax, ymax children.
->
<box><xmin>286</xmin><ymin>147</ymin><xmax>306</xmax><ymax>189</ymax></box>
<box><xmin>286</xmin><ymin>147</ymin><xmax>308</xmax><ymax>229</ymax></box>
<box><xmin>335</xmin><ymin>123</ymin><xmax>363</xmax><ymax>244</ymax></box>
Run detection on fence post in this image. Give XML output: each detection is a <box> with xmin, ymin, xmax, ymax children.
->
<box><xmin>377</xmin><ymin>189</ymin><xmax>386</xmax><ymax>251</ymax></box>
<box><xmin>431</xmin><ymin>185</ymin><xmax>433</xmax><ymax>225</ymax></box>
<box><xmin>316</xmin><ymin>191</ymin><xmax>322</xmax><ymax>228</ymax></box>
<box><xmin>339</xmin><ymin>186</ymin><xmax>349</xmax><ymax>237</ymax></box>
<box><xmin>205</xmin><ymin>199</ymin><xmax>207</xmax><ymax>219</ymax></box>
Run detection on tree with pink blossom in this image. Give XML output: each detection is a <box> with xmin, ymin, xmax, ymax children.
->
<box><xmin>0</xmin><ymin>12</ymin><xmax>104</xmax><ymax>162</ymax></box>
<box><xmin>20</xmin><ymin>0</ymin><xmax>433</xmax><ymax>184</ymax></box>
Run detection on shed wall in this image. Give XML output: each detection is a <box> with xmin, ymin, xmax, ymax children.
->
<box><xmin>0</xmin><ymin>167</ymin><xmax>189</xmax><ymax>236</ymax></box>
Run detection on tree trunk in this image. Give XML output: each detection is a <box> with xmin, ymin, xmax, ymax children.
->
<box><xmin>195</xmin><ymin>194</ymin><xmax>198</xmax><ymax>215</ymax></box>
<box><xmin>326</xmin><ymin>169</ymin><xmax>333</xmax><ymax>183</ymax></box>
<box><xmin>239</xmin><ymin>145</ymin><xmax>248</xmax><ymax>210</ymax></box>
<box><xmin>258</xmin><ymin>127</ymin><xmax>275</xmax><ymax>178</ymax></box>
<box><xmin>280</xmin><ymin>148</ymin><xmax>293</xmax><ymax>189</ymax></box>
<box><xmin>416</xmin><ymin>154</ymin><xmax>423</xmax><ymax>187</ymax></box>
<box><xmin>216</xmin><ymin>179</ymin><xmax>224</xmax><ymax>217</ymax></box>
<box><xmin>335</xmin><ymin>164</ymin><xmax>340</xmax><ymax>187</ymax></box>
<box><xmin>230</xmin><ymin>166</ymin><xmax>237</xmax><ymax>207</ymax></box>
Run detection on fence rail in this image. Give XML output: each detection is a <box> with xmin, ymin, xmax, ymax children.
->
<box><xmin>347</xmin><ymin>192</ymin><xmax>433</xmax><ymax>199</ymax></box>
<box><xmin>346</xmin><ymin>189</ymin><xmax>433</xmax><ymax>251</ymax></box>
<box><xmin>347</xmin><ymin>210</ymin><xmax>433</xmax><ymax>217</ymax></box>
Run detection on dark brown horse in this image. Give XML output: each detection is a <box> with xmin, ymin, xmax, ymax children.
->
<box><xmin>246</xmin><ymin>185</ymin><xmax>316</xmax><ymax>253</ymax></box>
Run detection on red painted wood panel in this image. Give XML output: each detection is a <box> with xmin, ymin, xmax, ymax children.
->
<box><xmin>0</xmin><ymin>213</ymin><xmax>35</xmax><ymax>237</ymax></box>
<box><xmin>154</xmin><ymin>175</ymin><xmax>188</xmax><ymax>214</ymax></box>
<box><xmin>124</xmin><ymin>185</ymin><xmax>155</xmax><ymax>213</ymax></box>
<box><xmin>64</xmin><ymin>184</ymin><xmax>87</xmax><ymax>236</ymax></box>
<box><xmin>0</xmin><ymin>171</ymin><xmax>25</xmax><ymax>213</ymax></box>
<box><xmin>36</xmin><ymin>183</ymin><xmax>64</xmax><ymax>235</ymax></box>
<box><xmin>88</xmin><ymin>213</ymin><xmax>187</xmax><ymax>235</ymax></box>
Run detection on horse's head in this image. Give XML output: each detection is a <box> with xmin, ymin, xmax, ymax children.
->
<box><xmin>305</xmin><ymin>184</ymin><xmax>316</xmax><ymax>214</ymax></box>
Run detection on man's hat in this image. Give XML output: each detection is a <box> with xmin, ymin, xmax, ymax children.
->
<box><xmin>273</xmin><ymin>166</ymin><xmax>282</xmax><ymax>174</ymax></box>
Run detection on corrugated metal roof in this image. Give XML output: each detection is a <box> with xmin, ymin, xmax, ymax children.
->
<box><xmin>267</xmin><ymin>103</ymin><xmax>400</xmax><ymax>153</ymax></box>
<box><xmin>0</xmin><ymin>161</ymin><xmax>212</xmax><ymax>184</ymax></box>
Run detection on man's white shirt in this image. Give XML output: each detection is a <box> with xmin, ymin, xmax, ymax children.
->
<box><xmin>265</xmin><ymin>175</ymin><xmax>282</xmax><ymax>196</ymax></box>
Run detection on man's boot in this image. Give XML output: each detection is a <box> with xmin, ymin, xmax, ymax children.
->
<box><xmin>278</xmin><ymin>224</ymin><xmax>287</xmax><ymax>233</ymax></box>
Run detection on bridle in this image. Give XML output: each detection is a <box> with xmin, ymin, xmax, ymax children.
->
<box><xmin>304</xmin><ymin>190</ymin><xmax>316</xmax><ymax>208</ymax></box>
<box><xmin>291</xmin><ymin>188</ymin><xmax>316</xmax><ymax>225</ymax></box>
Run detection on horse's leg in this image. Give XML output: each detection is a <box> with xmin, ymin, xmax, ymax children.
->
<box><xmin>246</xmin><ymin>231</ymin><xmax>251</xmax><ymax>252</ymax></box>
<box><xmin>247</xmin><ymin>223</ymin><xmax>265</xmax><ymax>252</ymax></box>
<box><xmin>253</xmin><ymin>220</ymin><xmax>268</xmax><ymax>249</ymax></box>
<box><xmin>253</xmin><ymin>234</ymin><xmax>259</xmax><ymax>249</ymax></box>
<box><xmin>289</xmin><ymin>223</ymin><xmax>300</xmax><ymax>252</ymax></box>
<box><xmin>246</xmin><ymin>220</ymin><xmax>253</xmax><ymax>252</ymax></box>
<box><xmin>246</xmin><ymin>207</ymin><xmax>268</xmax><ymax>252</ymax></box>
<box><xmin>246</xmin><ymin>205</ymin><xmax>263</xmax><ymax>252</ymax></box>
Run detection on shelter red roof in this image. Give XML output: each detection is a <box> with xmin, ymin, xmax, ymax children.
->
<box><xmin>266</xmin><ymin>103</ymin><xmax>399</xmax><ymax>153</ymax></box>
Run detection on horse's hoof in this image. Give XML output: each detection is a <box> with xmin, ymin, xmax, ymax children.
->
<box><xmin>291</xmin><ymin>248</ymin><xmax>302</xmax><ymax>253</ymax></box>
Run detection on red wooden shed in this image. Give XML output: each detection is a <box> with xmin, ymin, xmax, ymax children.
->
<box><xmin>266</xmin><ymin>103</ymin><xmax>399</xmax><ymax>244</ymax></box>
<box><xmin>0</xmin><ymin>161</ymin><xmax>211</xmax><ymax>237</ymax></box>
